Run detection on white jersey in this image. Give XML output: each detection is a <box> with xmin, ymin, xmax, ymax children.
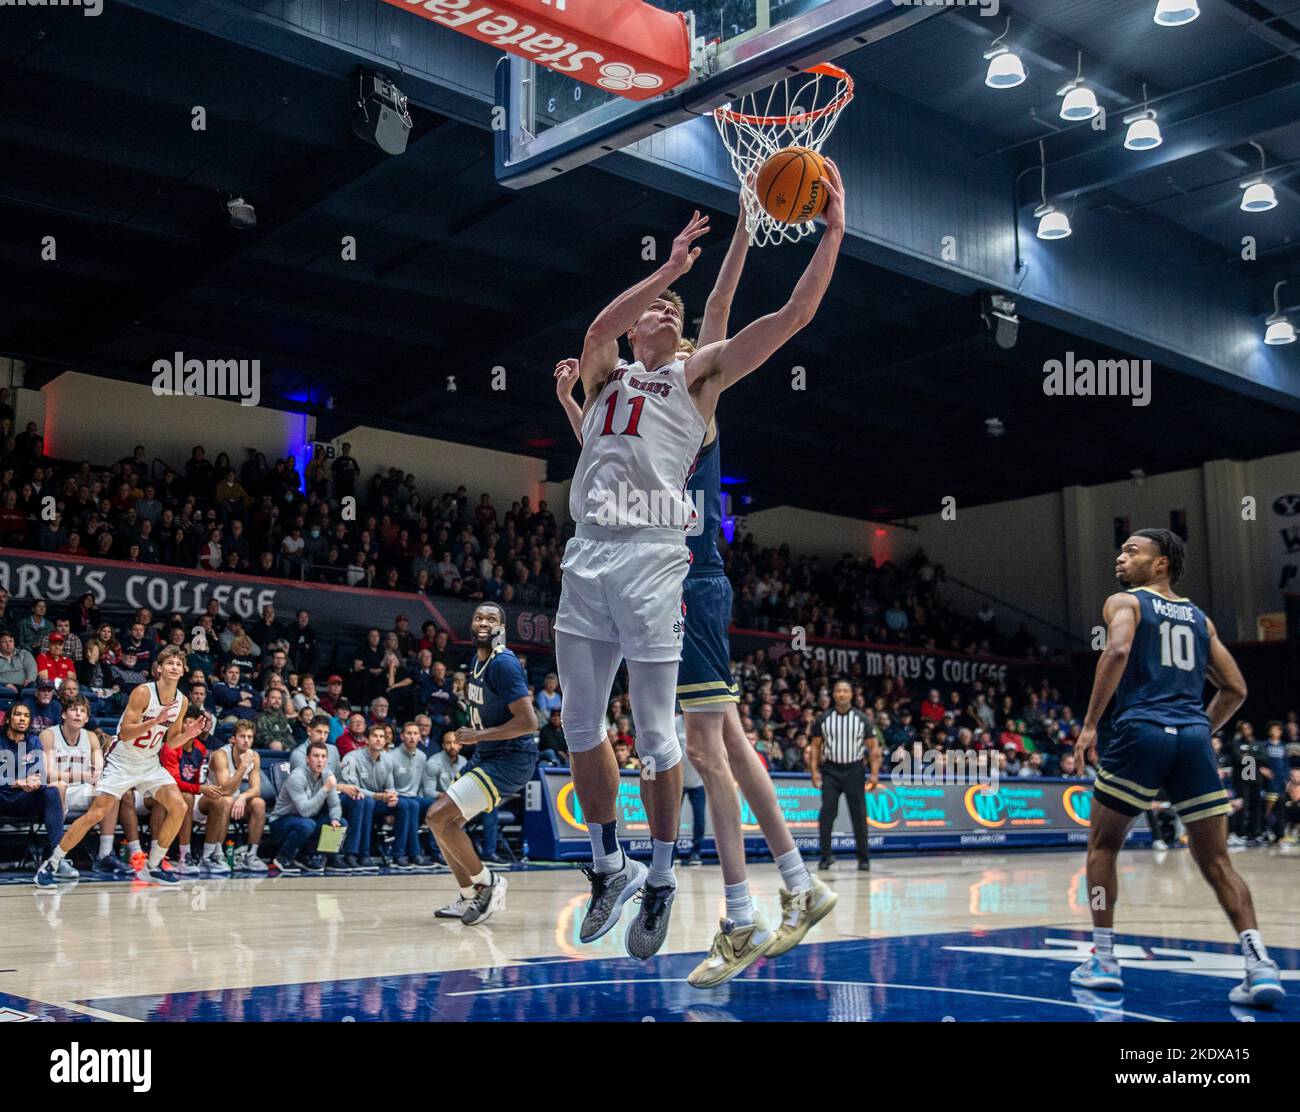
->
<box><xmin>571</xmin><ymin>358</ymin><xmax>707</xmax><ymax>531</ymax></box>
<box><xmin>111</xmin><ymin>681</ymin><xmax>182</xmax><ymax>765</ymax></box>
<box><xmin>50</xmin><ymin>724</ymin><xmax>94</xmax><ymax>784</ymax></box>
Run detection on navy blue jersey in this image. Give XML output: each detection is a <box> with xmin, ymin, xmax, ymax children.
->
<box><xmin>465</xmin><ymin>646</ymin><xmax>537</xmax><ymax>755</ymax></box>
<box><xmin>1112</xmin><ymin>588</ymin><xmax>1210</xmax><ymax>730</ymax></box>
<box><xmin>685</xmin><ymin>428</ymin><xmax>725</xmax><ymax>578</ymax></box>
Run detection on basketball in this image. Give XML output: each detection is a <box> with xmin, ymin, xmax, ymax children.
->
<box><xmin>755</xmin><ymin>146</ymin><xmax>829</xmax><ymax>225</ymax></box>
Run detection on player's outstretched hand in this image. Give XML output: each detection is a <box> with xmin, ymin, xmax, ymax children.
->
<box><xmin>817</xmin><ymin>159</ymin><xmax>845</xmax><ymax>234</ymax></box>
<box><xmin>555</xmin><ymin>358</ymin><xmax>580</xmax><ymax>398</ymax></box>
<box><xmin>670</xmin><ymin>210</ymin><xmax>710</xmax><ymax>275</ymax></box>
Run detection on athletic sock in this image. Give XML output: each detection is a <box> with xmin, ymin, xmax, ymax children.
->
<box><xmin>203</xmin><ymin>841</ymin><xmax>221</xmax><ymax>860</ymax></box>
<box><xmin>775</xmin><ymin>848</ymin><xmax>812</xmax><ymax>894</ymax></box>
<box><xmin>178</xmin><ymin>843</ymin><xmax>190</xmax><ymax>861</ymax></box>
<box><xmin>49</xmin><ymin>846</ymin><xmax>66</xmax><ymax>866</ymax></box>
<box><xmin>1094</xmin><ymin>926</ymin><xmax>1115</xmax><ymax>961</ymax></box>
<box><xmin>591</xmin><ymin>821</ymin><xmax>623</xmax><ymax>874</ymax></box>
<box><xmin>127</xmin><ymin>840</ymin><xmax>142</xmax><ymax>857</ymax></box>
<box><xmin>469</xmin><ymin>866</ymin><xmax>491</xmax><ymax>888</ymax></box>
<box><xmin>98</xmin><ymin>835</ymin><xmax>114</xmax><ymax>859</ymax></box>
<box><xmin>724</xmin><ymin>880</ymin><xmax>755</xmax><ymax>928</ymax></box>
<box><xmin>647</xmin><ymin>838</ymin><xmax>677</xmax><ymax>889</ymax></box>
<box><xmin>1240</xmin><ymin>929</ymin><xmax>1270</xmax><ymax>968</ymax></box>
<box><xmin>147</xmin><ymin>844</ymin><xmax>166</xmax><ymax>869</ymax></box>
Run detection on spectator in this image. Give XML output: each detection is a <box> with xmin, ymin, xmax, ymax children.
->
<box><xmin>336</xmin><ymin>712</ymin><xmax>369</xmax><ymax>758</ymax></box>
<box><xmin>339</xmin><ymin>724</ymin><xmax>413</xmax><ymax>872</ymax></box>
<box><xmin>1017</xmin><ymin>752</ymin><xmax>1045</xmax><ymax>778</ymax></box>
<box><xmin>0</xmin><ymin>630</ymin><xmax>36</xmax><ymax>696</ymax></box>
<box><xmin>288</xmin><ymin>609</ymin><xmax>316</xmax><ymax>673</ymax></box>
<box><xmin>249</xmin><ymin>605</ymin><xmax>283</xmax><ymax>650</ymax></box>
<box><xmin>422</xmin><ymin>730</ymin><xmax>467</xmax><ymax>802</ymax></box>
<box><xmin>255</xmin><ymin>687</ymin><xmax>296</xmax><ymax>752</ymax></box>
<box><xmin>213</xmin><ymin>662</ymin><xmax>260</xmax><ymax>723</ymax></box>
<box><xmin>318</xmin><ymin>673</ymin><xmax>346</xmax><ymax>714</ymax></box>
<box><xmin>23</xmin><ymin>680</ymin><xmax>64</xmax><ymax>732</ymax></box>
<box><xmin>535</xmin><ymin>672</ymin><xmax>562</xmax><ymax>720</ymax></box>
<box><xmin>271</xmin><ymin>739</ymin><xmax>344</xmax><ymax>874</ymax></box>
<box><xmin>539</xmin><ymin>708</ymin><xmax>567</xmax><ymax>765</ymax></box>
<box><xmin>17</xmin><ymin>599</ymin><xmax>53</xmax><ymax>653</ymax></box>
<box><xmin>36</xmin><ymin>633</ymin><xmax>76</xmax><ymax>687</ymax></box>
<box><xmin>388</xmin><ymin>721</ymin><xmax>437</xmax><ymax>868</ymax></box>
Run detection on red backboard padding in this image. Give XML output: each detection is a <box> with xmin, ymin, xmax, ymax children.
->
<box><xmin>384</xmin><ymin>0</ymin><xmax>692</xmax><ymax>101</ymax></box>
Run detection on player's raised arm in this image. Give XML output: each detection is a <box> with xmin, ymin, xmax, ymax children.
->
<box><xmin>689</xmin><ymin>162</ymin><xmax>844</xmax><ymax>394</ymax></box>
<box><xmin>580</xmin><ymin>211</ymin><xmax>710</xmax><ymax>391</ymax></box>
<box><xmin>554</xmin><ymin>358</ymin><xmax>585</xmax><ymax>445</ymax></box>
<box><xmin>1075</xmin><ymin>593</ymin><xmax>1139</xmax><ymax>765</ymax></box>
<box><xmin>697</xmin><ymin>213</ymin><xmax>751</xmax><ymax>348</ymax></box>
<box><xmin>1203</xmin><ymin>617</ymin><xmax>1248</xmax><ymax>733</ymax></box>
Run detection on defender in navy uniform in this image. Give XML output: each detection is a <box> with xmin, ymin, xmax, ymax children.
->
<box><xmin>1073</xmin><ymin>529</ymin><xmax>1284</xmax><ymax>1008</ymax></box>
<box><xmin>424</xmin><ymin>604</ymin><xmax>538</xmax><ymax>926</ymax></box>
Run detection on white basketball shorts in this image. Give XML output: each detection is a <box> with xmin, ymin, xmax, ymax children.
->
<box><xmin>96</xmin><ymin>756</ymin><xmax>176</xmax><ymax>801</ymax></box>
<box><xmin>555</xmin><ymin>525</ymin><xmax>689</xmax><ymax>663</ymax></box>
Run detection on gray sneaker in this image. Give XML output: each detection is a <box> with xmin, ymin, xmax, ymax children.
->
<box><xmin>461</xmin><ymin>872</ymin><xmax>508</xmax><ymax>926</ymax></box>
<box><xmin>625</xmin><ymin>882</ymin><xmax>677</xmax><ymax>960</ymax></box>
<box><xmin>579</xmin><ymin>855</ymin><xmax>648</xmax><ymax>944</ymax></box>
<box><xmin>55</xmin><ymin>859</ymin><xmax>80</xmax><ymax>881</ymax></box>
<box><xmin>435</xmin><ymin>895</ymin><xmax>470</xmax><ymax>919</ymax></box>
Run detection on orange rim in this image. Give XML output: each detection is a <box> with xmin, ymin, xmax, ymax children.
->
<box><xmin>713</xmin><ymin>63</ymin><xmax>854</xmax><ymax>128</ymax></box>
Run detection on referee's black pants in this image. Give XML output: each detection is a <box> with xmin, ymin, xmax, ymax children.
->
<box><xmin>819</xmin><ymin>761</ymin><xmax>869</xmax><ymax>863</ymax></box>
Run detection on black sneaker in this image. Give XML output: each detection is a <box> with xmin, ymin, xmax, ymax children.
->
<box><xmin>462</xmin><ymin>872</ymin><xmax>508</xmax><ymax>926</ymax></box>
<box><xmin>355</xmin><ymin>856</ymin><xmax>381</xmax><ymax>873</ymax></box>
<box><xmin>818</xmin><ymin>858</ymin><xmax>834</xmax><ymax>871</ymax></box>
<box><xmin>300</xmin><ymin>856</ymin><xmax>326</xmax><ymax>874</ymax></box>
<box><xmin>685</xmin><ymin>853</ymin><xmax>703</xmax><ymax>867</ymax></box>
<box><xmin>327</xmin><ymin>855</ymin><xmax>359</xmax><ymax>875</ymax></box>
<box><xmin>273</xmin><ymin>856</ymin><xmax>301</xmax><ymax>874</ymax></box>
<box><xmin>481</xmin><ymin>856</ymin><xmax>509</xmax><ymax>868</ymax></box>
<box><xmin>412</xmin><ymin>855</ymin><xmax>437</xmax><ymax>869</ymax></box>
<box><xmin>392</xmin><ymin>856</ymin><xmax>416</xmax><ymax>872</ymax></box>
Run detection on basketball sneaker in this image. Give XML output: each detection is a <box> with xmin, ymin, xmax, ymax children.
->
<box><xmin>1070</xmin><ymin>952</ymin><xmax>1123</xmax><ymax>992</ymax></box>
<box><xmin>462</xmin><ymin>872</ymin><xmax>508</xmax><ymax>926</ymax></box>
<box><xmin>625</xmin><ymin>882</ymin><xmax>677</xmax><ymax>960</ymax></box>
<box><xmin>273</xmin><ymin>856</ymin><xmax>302</xmax><ymax>874</ymax></box>
<box><xmin>1228</xmin><ymin>961</ymin><xmax>1285</xmax><ymax>1008</ymax></box>
<box><xmin>688</xmin><ymin>919</ymin><xmax>775</xmax><ymax>988</ymax></box>
<box><xmin>94</xmin><ymin>854</ymin><xmax>132</xmax><ymax>877</ymax></box>
<box><xmin>176</xmin><ymin>854</ymin><xmax>203</xmax><ymax>877</ymax></box>
<box><xmin>436</xmin><ymin>894</ymin><xmax>471</xmax><ymax>919</ymax></box>
<box><xmin>579</xmin><ymin>854</ymin><xmax>647</xmax><ymax>944</ymax></box>
<box><xmin>241</xmin><ymin>850</ymin><xmax>268</xmax><ymax>874</ymax></box>
<box><xmin>202</xmin><ymin>854</ymin><xmax>232</xmax><ymax>877</ymax></box>
<box><xmin>768</xmin><ymin>876</ymin><xmax>839</xmax><ymax>957</ymax></box>
<box><xmin>150</xmin><ymin>859</ymin><xmax>180</xmax><ymax>884</ymax></box>
<box><xmin>33</xmin><ymin>858</ymin><xmax>73</xmax><ymax>887</ymax></box>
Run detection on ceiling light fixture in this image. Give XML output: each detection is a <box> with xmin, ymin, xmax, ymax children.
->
<box><xmin>1057</xmin><ymin>52</ymin><xmax>1100</xmax><ymax>121</ymax></box>
<box><xmin>984</xmin><ymin>17</ymin><xmax>1026</xmax><ymax>89</ymax></box>
<box><xmin>1239</xmin><ymin>142</ymin><xmax>1278</xmax><ymax>212</ymax></box>
<box><xmin>1034</xmin><ymin>141</ymin><xmax>1072</xmax><ymax>240</ymax></box>
<box><xmin>1123</xmin><ymin>83</ymin><xmax>1163</xmax><ymax>150</ymax></box>
<box><xmin>1265</xmin><ymin>280</ymin><xmax>1296</xmax><ymax>345</ymax></box>
<box><xmin>1154</xmin><ymin>0</ymin><xmax>1200</xmax><ymax>27</ymax></box>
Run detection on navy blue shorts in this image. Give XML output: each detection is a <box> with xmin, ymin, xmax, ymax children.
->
<box><xmin>1094</xmin><ymin>720</ymin><xmax>1231</xmax><ymax>823</ymax></box>
<box><xmin>459</xmin><ymin>746</ymin><xmax>538</xmax><ymax>807</ymax></box>
<box><xmin>677</xmin><ymin>575</ymin><xmax>738</xmax><ymax>711</ymax></box>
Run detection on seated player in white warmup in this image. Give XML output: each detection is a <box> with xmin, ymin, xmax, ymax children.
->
<box><xmin>36</xmin><ymin>644</ymin><xmax>209</xmax><ymax>886</ymax></box>
<box><xmin>554</xmin><ymin>164</ymin><xmax>846</xmax><ymax>959</ymax></box>
<box><xmin>555</xmin><ymin>211</ymin><xmax>838</xmax><ymax>985</ymax></box>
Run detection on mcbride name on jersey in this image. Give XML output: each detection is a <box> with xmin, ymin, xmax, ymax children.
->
<box><xmin>1112</xmin><ymin>588</ymin><xmax>1210</xmax><ymax>730</ymax></box>
<box><xmin>466</xmin><ymin>646</ymin><xmax>538</xmax><ymax>756</ymax></box>
<box><xmin>571</xmin><ymin>359</ymin><xmax>706</xmax><ymax>531</ymax></box>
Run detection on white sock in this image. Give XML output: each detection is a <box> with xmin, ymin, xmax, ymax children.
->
<box><xmin>50</xmin><ymin>845</ymin><xmax>66</xmax><ymax>865</ymax></box>
<box><xmin>775</xmin><ymin>848</ymin><xmax>812</xmax><ymax>894</ymax></box>
<box><xmin>469</xmin><ymin>866</ymin><xmax>491</xmax><ymax>887</ymax></box>
<box><xmin>1094</xmin><ymin>927</ymin><xmax>1115</xmax><ymax>960</ymax></box>
<box><xmin>647</xmin><ymin>839</ymin><xmax>677</xmax><ymax>889</ymax></box>
<box><xmin>98</xmin><ymin>835</ymin><xmax>114</xmax><ymax>858</ymax></box>
<box><xmin>1240</xmin><ymin>929</ymin><xmax>1269</xmax><ymax>968</ymax></box>
<box><xmin>147</xmin><ymin>844</ymin><xmax>166</xmax><ymax>869</ymax></box>
<box><xmin>127</xmin><ymin>840</ymin><xmax>142</xmax><ymax>856</ymax></box>
<box><xmin>594</xmin><ymin>847</ymin><xmax>624</xmax><ymax>875</ymax></box>
<box><xmin>724</xmin><ymin>880</ymin><xmax>755</xmax><ymax>927</ymax></box>
<box><xmin>178</xmin><ymin>843</ymin><xmax>190</xmax><ymax>861</ymax></box>
<box><xmin>203</xmin><ymin>841</ymin><xmax>221</xmax><ymax>860</ymax></box>
<box><xmin>459</xmin><ymin>884</ymin><xmax>476</xmax><ymax>899</ymax></box>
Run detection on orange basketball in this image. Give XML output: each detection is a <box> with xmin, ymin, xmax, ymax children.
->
<box><xmin>755</xmin><ymin>146</ymin><xmax>828</xmax><ymax>225</ymax></box>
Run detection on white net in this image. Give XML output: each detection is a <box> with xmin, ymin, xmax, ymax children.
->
<box><xmin>713</xmin><ymin>64</ymin><xmax>854</xmax><ymax>247</ymax></box>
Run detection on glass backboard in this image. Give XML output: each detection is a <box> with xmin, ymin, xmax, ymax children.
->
<box><xmin>495</xmin><ymin>0</ymin><xmax>931</xmax><ymax>189</ymax></box>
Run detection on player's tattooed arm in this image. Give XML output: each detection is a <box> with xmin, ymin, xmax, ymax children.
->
<box><xmin>554</xmin><ymin>359</ymin><xmax>585</xmax><ymax>444</ymax></box>
<box><xmin>580</xmin><ymin>211</ymin><xmax>709</xmax><ymax>392</ymax></box>
<box><xmin>1075</xmin><ymin>593</ymin><xmax>1139</xmax><ymax>766</ymax></box>
<box><xmin>697</xmin><ymin>212</ymin><xmax>751</xmax><ymax>348</ymax></box>
<box><xmin>1204</xmin><ymin>617</ymin><xmax>1248</xmax><ymax>733</ymax></box>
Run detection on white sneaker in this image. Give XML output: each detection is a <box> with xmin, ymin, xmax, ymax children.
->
<box><xmin>1228</xmin><ymin>960</ymin><xmax>1286</xmax><ymax>1008</ymax></box>
<box><xmin>241</xmin><ymin>848</ymin><xmax>268</xmax><ymax>873</ymax></box>
<box><xmin>203</xmin><ymin>854</ymin><xmax>232</xmax><ymax>877</ymax></box>
<box><xmin>1152</xmin><ymin>839</ymin><xmax>1168</xmax><ymax>851</ymax></box>
<box><xmin>176</xmin><ymin>855</ymin><xmax>203</xmax><ymax>877</ymax></box>
<box><xmin>1227</xmin><ymin>833</ymin><xmax>1247</xmax><ymax>847</ymax></box>
<box><xmin>436</xmin><ymin>895</ymin><xmax>470</xmax><ymax>919</ymax></box>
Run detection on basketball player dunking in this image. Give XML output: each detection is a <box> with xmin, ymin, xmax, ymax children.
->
<box><xmin>556</xmin><ymin>212</ymin><xmax>838</xmax><ymax>985</ymax></box>
<box><xmin>553</xmin><ymin>164</ymin><xmax>845</xmax><ymax>959</ymax></box>
<box><xmin>1072</xmin><ymin>529</ymin><xmax>1285</xmax><ymax>1007</ymax></box>
<box><xmin>35</xmin><ymin>645</ymin><xmax>209</xmax><ymax>886</ymax></box>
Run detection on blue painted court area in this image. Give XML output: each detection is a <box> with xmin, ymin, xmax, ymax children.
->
<box><xmin>4</xmin><ymin>927</ymin><xmax>1293</xmax><ymax>1022</ymax></box>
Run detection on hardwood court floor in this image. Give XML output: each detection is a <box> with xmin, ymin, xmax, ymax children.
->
<box><xmin>1</xmin><ymin>846</ymin><xmax>1296</xmax><ymax>1022</ymax></box>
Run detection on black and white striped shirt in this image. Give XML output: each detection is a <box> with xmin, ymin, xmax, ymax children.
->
<box><xmin>813</xmin><ymin>708</ymin><xmax>872</xmax><ymax>764</ymax></box>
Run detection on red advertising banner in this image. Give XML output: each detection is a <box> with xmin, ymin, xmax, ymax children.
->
<box><xmin>383</xmin><ymin>0</ymin><xmax>692</xmax><ymax>101</ymax></box>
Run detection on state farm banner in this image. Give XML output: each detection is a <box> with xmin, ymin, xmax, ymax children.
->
<box><xmin>0</xmin><ymin>550</ymin><xmax>447</xmax><ymax>634</ymax></box>
<box><xmin>727</xmin><ymin>628</ymin><xmax>1073</xmax><ymax>688</ymax></box>
<box><xmin>384</xmin><ymin>0</ymin><xmax>692</xmax><ymax>100</ymax></box>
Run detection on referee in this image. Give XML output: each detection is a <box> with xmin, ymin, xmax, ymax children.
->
<box><xmin>810</xmin><ymin>680</ymin><xmax>881</xmax><ymax>872</ymax></box>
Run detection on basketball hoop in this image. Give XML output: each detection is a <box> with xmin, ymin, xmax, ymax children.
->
<box><xmin>713</xmin><ymin>63</ymin><xmax>854</xmax><ymax>247</ymax></box>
